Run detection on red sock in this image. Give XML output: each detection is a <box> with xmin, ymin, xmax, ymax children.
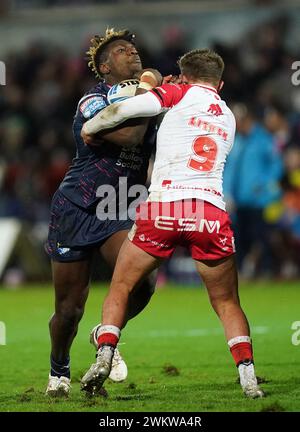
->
<box><xmin>228</xmin><ymin>336</ymin><xmax>253</xmax><ymax>367</ymax></box>
<box><xmin>96</xmin><ymin>325</ymin><xmax>120</xmax><ymax>349</ymax></box>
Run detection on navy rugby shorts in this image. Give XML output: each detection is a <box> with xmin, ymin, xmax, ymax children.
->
<box><xmin>45</xmin><ymin>190</ymin><xmax>133</xmax><ymax>262</ymax></box>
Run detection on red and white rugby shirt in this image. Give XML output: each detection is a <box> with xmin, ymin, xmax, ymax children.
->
<box><xmin>147</xmin><ymin>83</ymin><xmax>236</xmax><ymax>210</ymax></box>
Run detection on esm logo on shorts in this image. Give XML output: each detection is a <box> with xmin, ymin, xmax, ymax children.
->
<box><xmin>154</xmin><ymin>216</ymin><xmax>220</xmax><ymax>233</ymax></box>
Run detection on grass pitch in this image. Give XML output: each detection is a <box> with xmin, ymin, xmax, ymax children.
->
<box><xmin>0</xmin><ymin>281</ymin><xmax>300</xmax><ymax>412</ymax></box>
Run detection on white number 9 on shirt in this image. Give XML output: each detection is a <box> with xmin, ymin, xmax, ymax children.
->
<box><xmin>188</xmin><ymin>136</ymin><xmax>218</xmax><ymax>172</ymax></box>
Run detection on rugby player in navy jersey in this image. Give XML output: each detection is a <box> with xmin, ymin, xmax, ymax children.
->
<box><xmin>45</xmin><ymin>28</ymin><xmax>162</xmax><ymax>397</ymax></box>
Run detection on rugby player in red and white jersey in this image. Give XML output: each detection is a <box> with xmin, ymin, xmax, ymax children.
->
<box><xmin>80</xmin><ymin>49</ymin><xmax>265</xmax><ymax>398</ymax></box>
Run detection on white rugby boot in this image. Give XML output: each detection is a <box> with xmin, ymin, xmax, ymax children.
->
<box><xmin>238</xmin><ymin>362</ymin><xmax>265</xmax><ymax>398</ymax></box>
<box><xmin>90</xmin><ymin>324</ymin><xmax>128</xmax><ymax>382</ymax></box>
<box><xmin>81</xmin><ymin>345</ymin><xmax>114</xmax><ymax>395</ymax></box>
<box><xmin>46</xmin><ymin>375</ymin><xmax>71</xmax><ymax>397</ymax></box>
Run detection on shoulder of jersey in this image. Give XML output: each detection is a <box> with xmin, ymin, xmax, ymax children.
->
<box><xmin>78</xmin><ymin>83</ymin><xmax>108</xmax><ymax>119</ymax></box>
<box><xmin>152</xmin><ymin>83</ymin><xmax>194</xmax><ymax>108</ymax></box>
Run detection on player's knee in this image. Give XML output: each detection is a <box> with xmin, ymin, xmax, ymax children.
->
<box><xmin>129</xmin><ymin>277</ymin><xmax>155</xmax><ymax>305</ymax></box>
<box><xmin>126</xmin><ymin>277</ymin><xmax>156</xmax><ymax>321</ymax></box>
<box><xmin>56</xmin><ymin>300</ymin><xmax>85</xmax><ymax>327</ymax></box>
<box><xmin>140</xmin><ymin>276</ymin><xmax>156</xmax><ymax>297</ymax></box>
<box><xmin>209</xmin><ymin>292</ymin><xmax>240</xmax><ymax>314</ymax></box>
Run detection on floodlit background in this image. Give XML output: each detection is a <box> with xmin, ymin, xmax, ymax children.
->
<box><xmin>0</xmin><ymin>0</ymin><xmax>300</xmax><ymax>285</ymax></box>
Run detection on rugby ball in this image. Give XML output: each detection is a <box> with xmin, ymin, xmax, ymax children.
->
<box><xmin>107</xmin><ymin>79</ymin><xmax>139</xmax><ymax>104</ymax></box>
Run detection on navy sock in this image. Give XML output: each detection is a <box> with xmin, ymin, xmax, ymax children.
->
<box><xmin>50</xmin><ymin>355</ymin><xmax>70</xmax><ymax>378</ymax></box>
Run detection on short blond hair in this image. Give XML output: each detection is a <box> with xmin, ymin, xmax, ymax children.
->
<box><xmin>179</xmin><ymin>49</ymin><xmax>224</xmax><ymax>86</ymax></box>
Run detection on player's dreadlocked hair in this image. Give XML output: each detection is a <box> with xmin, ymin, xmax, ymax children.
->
<box><xmin>86</xmin><ymin>28</ymin><xmax>135</xmax><ymax>79</ymax></box>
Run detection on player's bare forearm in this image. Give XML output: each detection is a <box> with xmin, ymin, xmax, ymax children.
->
<box><xmin>83</xmin><ymin>75</ymin><xmax>172</xmax><ymax>146</ymax></box>
<box><xmin>81</xmin><ymin>116</ymin><xmax>149</xmax><ymax>148</ymax></box>
<box><xmin>96</xmin><ymin>86</ymin><xmax>151</xmax><ymax>146</ymax></box>
<box><xmin>82</xmin><ymin>92</ymin><xmax>161</xmax><ymax>140</ymax></box>
<box><xmin>81</xmin><ymin>69</ymin><xmax>163</xmax><ymax>146</ymax></box>
<box><xmin>98</xmin><ymin>118</ymin><xmax>149</xmax><ymax>147</ymax></box>
<box><xmin>81</xmin><ymin>89</ymin><xmax>148</xmax><ymax>148</ymax></box>
<box><xmin>97</xmin><ymin>82</ymin><xmax>150</xmax><ymax>147</ymax></box>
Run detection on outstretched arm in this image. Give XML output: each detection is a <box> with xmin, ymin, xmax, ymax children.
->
<box><xmin>81</xmin><ymin>69</ymin><xmax>164</xmax><ymax>147</ymax></box>
<box><xmin>82</xmin><ymin>92</ymin><xmax>162</xmax><ymax>136</ymax></box>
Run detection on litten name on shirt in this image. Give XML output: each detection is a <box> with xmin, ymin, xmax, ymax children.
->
<box><xmin>188</xmin><ymin>117</ymin><xmax>228</xmax><ymax>141</ymax></box>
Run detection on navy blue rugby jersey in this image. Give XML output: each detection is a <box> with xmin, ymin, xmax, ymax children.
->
<box><xmin>59</xmin><ymin>81</ymin><xmax>156</xmax><ymax>209</ymax></box>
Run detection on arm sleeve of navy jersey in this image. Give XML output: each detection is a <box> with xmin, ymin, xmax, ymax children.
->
<box><xmin>83</xmin><ymin>92</ymin><xmax>162</xmax><ymax>134</ymax></box>
<box><xmin>78</xmin><ymin>94</ymin><xmax>108</xmax><ymax>120</ymax></box>
<box><xmin>150</xmin><ymin>83</ymin><xmax>184</xmax><ymax>108</ymax></box>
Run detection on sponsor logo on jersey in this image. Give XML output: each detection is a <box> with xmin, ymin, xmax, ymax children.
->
<box><xmin>207</xmin><ymin>104</ymin><xmax>223</xmax><ymax>116</ymax></box>
<box><xmin>80</xmin><ymin>96</ymin><xmax>106</xmax><ymax>118</ymax></box>
<box><xmin>160</xmin><ymin>180</ymin><xmax>222</xmax><ymax>196</ymax></box>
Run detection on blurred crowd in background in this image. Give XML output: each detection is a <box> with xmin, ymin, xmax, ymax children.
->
<box><xmin>3</xmin><ymin>0</ymin><xmax>270</xmax><ymax>10</ymax></box>
<box><xmin>2</xmin><ymin>0</ymin><xmax>285</xmax><ymax>10</ymax></box>
<box><xmin>0</xmin><ymin>9</ymin><xmax>299</xmax><ymax>283</ymax></box>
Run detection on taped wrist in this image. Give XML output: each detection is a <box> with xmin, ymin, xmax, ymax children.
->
<box><xmin>138</xmin><ymin>81</ymin><xmax>153</xmax><ymax>91</ymax></box>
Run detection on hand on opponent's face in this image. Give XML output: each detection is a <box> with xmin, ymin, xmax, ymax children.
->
<box><xmin>162</xmin><ymin>74</ymin><xmax>182</xmax><ymax>85</ymax></box>
<box><xmin>134</xmin><ymin>68</ymin><xmax>163</xmax><ymax>87</ymax></box>
<box><xmin>135</xmin><ymin>69</ymin><xmax>183</xmax><ymax>87</ymax></box>
<box><xmin>136</xmin><ymin>69</ymin><xmax>184</xmax><ymax>90</ymax></box>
